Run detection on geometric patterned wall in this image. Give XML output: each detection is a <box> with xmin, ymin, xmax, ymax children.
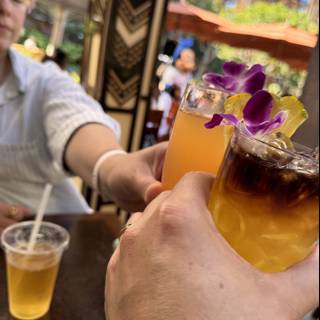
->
<box><xmin>100</xmin><ymin>0</ymin><xmax>168</xmax><ymax>151</ymax></box>
<box><xmin>82</xmin><ymin>0</ymin><xmax>168</xmax><ymax>209</ymax></box>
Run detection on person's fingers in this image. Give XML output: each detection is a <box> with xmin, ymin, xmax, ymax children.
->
<box><xmin>274</xmin><ymin>245</ymin><xmax>319</xmax><ymax>313</ymax></box>
<box><xmin>124</xmin><ymin>212</ymin><xmax>143</xmax><ymax>231</ymax></box>
<box><xmin>168</xmin><ymin>172</ymin><xmax>214</xmax><ymax>212</ymax></box>
<box><xmin>9</xmin><ymin>206</ymin><xmax>32</xmax><ymax>221</ymax></box>
<box><xmin>144</xmin><ymin>181</ymin><xmax>164</xmax><ymax>204</ymax></box>
<box><xmin>147</xmin><ymin>142</ymin><xmax>168</xmax><ymax>172</ymax></box>
<box><xmin>0</xmin><ymin>204</ymin><xmax>32</xmax><ymax>221</ymax></box>
<box><xmin>137</xmin><ymin>142</ymin><xmax>168</xmax><ymax>200</ymax></box>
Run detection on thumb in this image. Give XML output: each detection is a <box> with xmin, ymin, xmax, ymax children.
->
<box><xmin>144</xmin><ymin>181</ymin><xmax>164</xmax><ymax>204</ymax></box>
<box><xmin>275</xmin><ymin>246</ymin><xmax>319</xmax><ymax>316</ymax></box>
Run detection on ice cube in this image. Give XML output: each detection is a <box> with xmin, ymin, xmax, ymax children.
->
<box><xmin>258</xmin><ymin>132</ymin><xmax>295</xmax><ymax>164</ymax></box>
<box><xmin>312</xmin><ymin>146</ymin><xmax>319</xmax><ymax>161</ymax></box>
<box><xmin>288</xmin><ymin>156</ymin><xmax>318</xmax><ymax>176</ymax></box>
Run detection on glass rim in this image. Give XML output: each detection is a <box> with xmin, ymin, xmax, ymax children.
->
<box><xmin>235</xmin><ymin>127</ymin><xmax>319</xmax><ymax>167</ymax></box>
<box><xmin>1</xmin><ymin>221</ymin><xmax>70</xmax><ymax>256</ymax></box>
<box><xmin>186</xmin><ymin>79</ymin><xmax>230</xmax><ymax>95</ymax></box>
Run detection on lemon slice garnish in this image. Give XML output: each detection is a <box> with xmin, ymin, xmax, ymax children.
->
<box><xmin>271</xmin><ymin>96</ymin><xmax>308</xmax><ymax>137</ymax></box>
<box><xmin>224</xmin><ymin>93</ymin><xmax>251</xmax><ymax>118</ymax></box>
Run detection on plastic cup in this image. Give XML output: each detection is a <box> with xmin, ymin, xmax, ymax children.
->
<box><xmin>1</xmin><ymin>221</ymin><xmax>69</xmax><ymax>319</ymax></box>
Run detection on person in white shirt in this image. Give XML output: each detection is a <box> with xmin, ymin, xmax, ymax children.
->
<box><xmin>0</xmin><ymin>0</ymin><xmax>166</xmax><ymax>232</ymax></box>
<box><xmin>157</xmin><ymin>84</ymin><xmax>180</xmax><ymax>140</ymax></box>
<box><xmin>161</xmin><ymin>47</ymin><xmax>196</xmax><ymax>97</ymax></box>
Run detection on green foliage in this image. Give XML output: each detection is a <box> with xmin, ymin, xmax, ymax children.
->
<box><xmin>213</xmin><ymin>43</ymin><xmax>307</xmax><ymax>97</ymax></box>
<box><xmin>221</xmin><ymin>1</ymin><xmax>318</xmax><ymax>33</ymax></box>
<box><xmin>18</xmin><ymin>29</ymin><xmax>49</xmax><ymax>49</ymax></box>
<box><xmin>187</xmin><ymin>0</ymin><xmax>224</xmax><ymax>13</ymax></box>
<box><xmin>60</xmin><ymin>41</ymin><xmax>83</xmax><ymax>65</ymax></box>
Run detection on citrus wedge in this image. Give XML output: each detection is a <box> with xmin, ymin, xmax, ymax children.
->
<box><xmin>224</xmin><ymin>93</ymin><xmax>251</xmax><ymax>118</ymax></box>
<box><xmin>271</xmin><ymin>96</ymin><xmax>308</xmax><ymax>137</ymax></box>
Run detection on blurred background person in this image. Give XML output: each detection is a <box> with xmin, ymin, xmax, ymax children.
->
<box><xmin>157</xmin><ymin>84</ymin><xmax>180</xmax><ymax>141</ymax></box>
<box><xmin>160</xmin><ymin>37</ymin><xmax>196</xmax><ymax>97</ymax></box>
<box><xmin>42</xmin><ymin>48</ymin><xmax>68</xmax><ymax>71</ymax></box>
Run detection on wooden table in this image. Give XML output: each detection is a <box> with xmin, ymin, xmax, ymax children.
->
<box><xmin>0</xmin><ymin>213</ymin><xmax>121</xmax><ymax>320</ymax></box>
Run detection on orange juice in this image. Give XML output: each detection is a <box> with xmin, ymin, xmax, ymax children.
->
<box><xmin>209</xmin><ymin>131</ymin><xmax>319</xmax><ymax>272</ymax></box>
<box><xmin>162</xmin><ymin>109</ymin><xmax>227</xmax><ymax>189</ymax></box>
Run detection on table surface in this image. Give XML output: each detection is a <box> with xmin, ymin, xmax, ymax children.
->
<box><xmin>0</xmin><ymin>213</ymin><xmax>121</xmax><ymax>320</ymax></box>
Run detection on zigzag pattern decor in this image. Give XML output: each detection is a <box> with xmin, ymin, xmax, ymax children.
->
<box><xmin>103</xmin><ymin>0</ymin><xmax>154</xmax><ymax>110</ymax></box>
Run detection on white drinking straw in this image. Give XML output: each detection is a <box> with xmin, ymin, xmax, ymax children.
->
<box><xmin>27</xmin><ymin>184</ymin><xmax>53</xmax><ymax>253</ymax></box>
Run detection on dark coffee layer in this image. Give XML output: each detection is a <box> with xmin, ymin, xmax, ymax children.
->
<box><xmin>222</xmin><ymin>145</ymin><xmax>319</xmax><ymax>207</ymax></box>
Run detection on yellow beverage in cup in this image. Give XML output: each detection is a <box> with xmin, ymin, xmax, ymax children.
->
<box><xmin>162</xmin><ymin>81</ymin><xmax>228</xmax><ymax>189</ymax></box>
<box><xmin>1</xmin><ymin>222</ymin><xmax>69</xmax><ymax>319</ymax></box>
<box><xmin>7</xmin><ymin>246</ymin><xmax>60</xmax><ymax>319</ymax></box>
<box><xmin>209</xmin><ymin>129</ymin><xmax>319</xmax><ymax>272</ymax></box>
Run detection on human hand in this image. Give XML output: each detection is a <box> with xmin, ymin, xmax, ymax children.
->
<box><xmin>106</xmin><ymin>173</ymin><xmax>319</xmax><ymax>320</ymax></box>
<box><xmin>99</xmin><ymin>142</ymin><xmax>167</xmax><ymax>212</ymax></box>
<box><xmin>0</xmin><ymin>204</ymin><xmax>32</xmax><ymax>234</ymax></box>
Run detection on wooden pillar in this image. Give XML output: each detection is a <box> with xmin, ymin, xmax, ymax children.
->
<box><xmin>46</xmin><ymin>5</ymin><xmax>69</xmax><ymax>55</ymax></box>
<box><xmin>100</xmin><ymin>0</ymin><xmax>168</xmax><ymax>152</ymax></box>
<box><xmin>293</xmin><ymin>39</ymin><xmax>319</xmax><ymax>148</ymax></box>
<box><xmin>81</xmin><ymin>0</ymin><xmax>168</xmax><ymax>210</ymax></box>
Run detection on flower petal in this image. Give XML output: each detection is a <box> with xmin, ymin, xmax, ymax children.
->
<box><xmin>245</xmin><ymin>64</ymin><xmax>264</xmax><ymax>77</ymax></box>
<box><xmin>205</xmin><ymin>113</ymin><xmax>239</xmax><ymax>129</ymax></box>
<box><xmin>223</xmin><ymin>61</ymin><xmax>246</xmax><ymax>76</ymax></box>
<box><xmin>220</xmin><ymin>113</ymin><xmax>239</xmax><ymax>126</ymax></box>
<box><xmin>246</xmin><ymin>111</ymin><xmax>287</xmax><ymax>135</ymax></box>
<box><xmin>205</xmin><ymin>114</ymin><xmax>223</xmax><ymax>129</ymax></box>
<box><xmin>203</xmin><ymin>74</ymin><xmax>237</xmax><ymax>92</ymax></box>
<box><xmin>240</xmin><ymin>72</ymin><xmax>266</xmax><ymax>95</ymax></box>
<box><xmin>243</xmin><ymin>90</ymin><xmax>273</xmax><ymax>126</ymax></box>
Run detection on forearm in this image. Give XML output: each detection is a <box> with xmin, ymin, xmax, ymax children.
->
<box><xmin>64</xmin><ymin>123</ymin><xmax>124</xmax><ymax>186</ymax></box>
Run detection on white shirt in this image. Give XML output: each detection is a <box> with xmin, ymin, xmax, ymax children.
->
<box><xmin>157</xmin><ymin>91</ymin><xmax>172</xmax><ymax>138</ymax></box>
<box><xmin>0</xmin><ymin>49</ymin><xmax>120</xmax><ymax>214</ymax></box>
<box><xmin>161</xmin><ymin>65</ymin><xmax>192</xmax><ymax>96</ymax></box>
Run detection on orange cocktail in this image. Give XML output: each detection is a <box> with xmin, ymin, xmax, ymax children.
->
<box><xmin>162</xmin><ymin>82</ymin><xmax>228</xmax><ymax>189</ymax></box>
<box><xmin>209</xmin><ymin>129</ymin><xmax>319</xmax><ymax>273</ymax></box>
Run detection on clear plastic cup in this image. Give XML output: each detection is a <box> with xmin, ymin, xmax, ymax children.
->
<box><xmin>1</xmin><ymin>221</ymin><xmax>70</xmax><ymax>319</ymax></box>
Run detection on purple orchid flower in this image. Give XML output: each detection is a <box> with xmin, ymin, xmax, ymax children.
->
<box><xmin>203</xmin><ymin>61</ymin><xmax>266</xmax><ymax>95</ymax></box>
<box><xmin>205</xmin><ymin>90</ymin><xmax>287</xmax><ymax>136</ymax></box>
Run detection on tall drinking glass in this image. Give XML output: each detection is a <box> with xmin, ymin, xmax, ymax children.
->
<box><xmin>209</xmin><ymin>128</ymin><xmax>319</xmax><ymax>272</ymax></box>
<box><xmin>162</xmin><ymin>81</ymin><xmax>229</xmax><ymax>189</ymax></box>
<box><xmin>1</xmin><ymin>221</ymin><xmax>70</xmax><ymax>319</ymax></box>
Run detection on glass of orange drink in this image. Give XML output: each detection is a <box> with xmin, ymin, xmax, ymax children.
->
<box><xmin>209</xmin><ymin>128</ymin><xmax>319</xmax><ymax>273</ymax></box>
<box><xmin>161</xmin><ymin>81</ymin><xmax>229</xmax><ymax>189</ymax></box>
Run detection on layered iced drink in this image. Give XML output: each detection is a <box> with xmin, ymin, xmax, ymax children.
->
<box><xmin>209</xmin><ymin>129</ymin><xmax>319</xmax><ymax>272</ymax></box>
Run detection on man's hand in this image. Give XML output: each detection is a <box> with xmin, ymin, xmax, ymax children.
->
<box><xmin>0</xmin><ymin>204</ymin><xmax>32</xmax><ymax>234</ymax></box>
<box><xmin>106</xmin><ymin>173</ymin><xmax>319</xmax><ymax>320</ymax></box>
<box><xmin>99</xmin><ymin>142</ymin><xmax>167</xmax><ymax>212</ymax></box>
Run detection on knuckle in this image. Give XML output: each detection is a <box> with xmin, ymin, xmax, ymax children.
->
<box><xmin>158</xmin><ymin>201</ymin><xmax>187</xmax><ymax>232</ymax></box>
<box><xmin>119</xmin><ymin>227</ymin><xmax>139</xmax><ymax>252</ymax></box>
<box><xmin>107</xmin><ymin>252</ymin><xmax>118</xmax><ymax>275</ymax></box>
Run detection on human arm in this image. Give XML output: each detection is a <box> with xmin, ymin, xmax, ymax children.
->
<box><xmin>64</xmin><ymin>124</ymin><xmax>167</xmax><ymax>212</ymax></box>
<box><xmin>43</xmin><ymin>65</ymin><xmax>167</xmax><ymax>212</ymax></box>
<box><xmin>106</xmin><ymin>173</ymin><xmax>319</xmax><ymax>320</ymax></box>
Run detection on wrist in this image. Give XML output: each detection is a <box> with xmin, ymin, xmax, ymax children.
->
<box><xmin>92</xmin><ymin>149</ymin><xmax>128</xmax><ymax>193</ymax></box>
